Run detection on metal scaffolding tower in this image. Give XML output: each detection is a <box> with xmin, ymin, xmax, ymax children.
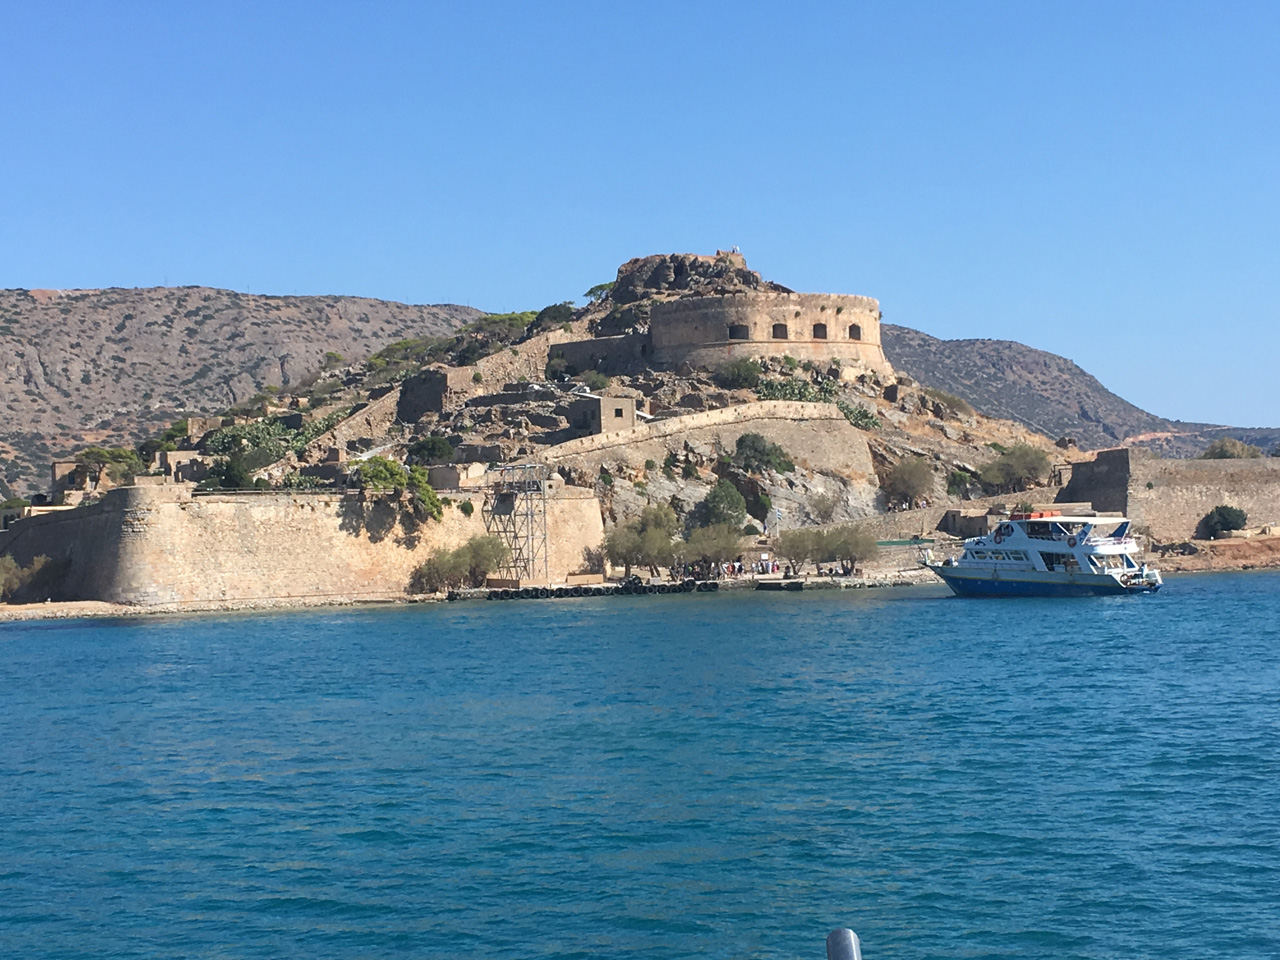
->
<box><xmin>482</xmin><ymin>464</ymin><xmax>550</xmax><ymax>584</ymax></box>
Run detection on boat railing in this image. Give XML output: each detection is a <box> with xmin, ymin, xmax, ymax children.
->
<box><xmin>1084</xmin><ymin>535</ymin><xmax>1137</xmax><ymax>548</ymax></box>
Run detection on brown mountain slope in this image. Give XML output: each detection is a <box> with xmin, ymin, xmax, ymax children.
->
<box><xmin>0</xmin><ymin>287</ymin><xmax>480</xmax><ymax>495</ymax></box>
<box><xmin>881</xmin><ymin>324</ymin><xmax>1280</xmax><ymax>457</ymax></box>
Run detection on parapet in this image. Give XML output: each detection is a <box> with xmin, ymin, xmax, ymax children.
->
<box><xmin>648</xmin><ymin>291</ymin><xmax>892</xmax><ymax>376</ymax></box>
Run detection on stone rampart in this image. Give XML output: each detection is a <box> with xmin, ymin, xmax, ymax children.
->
<box><xmin>531</xmin><ymin>401</ymin><xmax>846</xmax><ymax>463</ymax></box>
<box><xmin>1059</xmin><ymin>447</ymin><xmax>1280</xmax><ymax>541</ymax></box>
<box><xmin>0</xmin><ymin>482</ymin><xmax>604</xmax><ymax>604</ymax></box>
<box><xmin>649</xmin><ymin>292</ymin><xmax>892</xmax><ymax>375</ymax></box>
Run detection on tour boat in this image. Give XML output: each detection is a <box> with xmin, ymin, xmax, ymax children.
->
<box><xmin>923</xmin><ymin>511</ymin><xmax>1162</xmax><ymax>597</ymax></box>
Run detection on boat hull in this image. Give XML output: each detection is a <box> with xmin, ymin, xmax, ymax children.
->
<box><xmin>929</xmin><ymin>565</ymin><xmax>1159</xmax><ymax>598</ymax></box>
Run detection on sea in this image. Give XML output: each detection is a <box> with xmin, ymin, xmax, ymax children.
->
<box><xmin>2</xmin><ymin>572</ymin><xmax>1278</xmax><ymax>960</ymax></box>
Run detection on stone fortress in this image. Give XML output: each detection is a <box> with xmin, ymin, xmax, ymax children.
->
<box><xmin>553</xmin><ymin>251</ymin><xmax>893</xmax><ymax>379</ymax></box>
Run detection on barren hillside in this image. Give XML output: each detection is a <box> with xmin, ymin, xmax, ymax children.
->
<box><xmin>0</xmin><ymin>287</ymin><xmax>480</xmax><ymax>494</ymax></box>
<box><xmin>881</xmin><ymin>324</ymin><xmax>1280</xmax><ymax>457</ymax></box>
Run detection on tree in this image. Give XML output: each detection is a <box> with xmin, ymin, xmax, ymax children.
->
<box><xmin>584</xmin><ymin>282</ymin><xmax>615</xmax><ymax>303</ymax></box>
<box><xmin>604</xmin><ymin>524</ymin><xmax>645</xmax><ymax>578</ymax></box>
<box><xmin>702</xmin><ymin>479</ymin><xmax>747</xmax><ymax>529</ymax></box>
<box><xmin>1201</xmin><ymin>505</ymin><xmax>1247</xmax><ymax>538</ymax></box>
<box><xmin>819</xmin><ymin>525</ymin><xmax>879</xmax><ymax>566</ymax></box>
<box><xmin>408</xmin><ymin>436</ymin><xmax>454</xmax><ymax>465</ymax></box>
<box><xmin>682</xmin><ymin>523</ymin><xmax>743</xmax><ymax>565</ymax></box>
<box><xmin>406</xmin><ymin>466</ymin><xmax>443</xmax><ymax>520</ymax></box>
<box><xmin>411</xmin><ymin>536</ymin><xmax>510</xmax><ymax>592</ymax></box>
<box><xmin>734</xmin><ymin>433</ymin><xmax>794</xmax><ymax>473</ymax></box>
<box><xmin>357</xmin><ymin>456</ymin><xmax>409</xmax><ymax>490</ymax></box>
<box><xmin>979</xmin><ymin>444</ymin><xmax>1050</xmax><ymax>493</ymax></box>
<box><xmin>1199</xmin><ymin>438</ymin><xmax>1263</xmax><ymax>460</ymax></box>
<box><xmin>774</xmin><ymin>528</ymin><xmax>818</xmax><ymax>573</ymax></box>
<box><xmin>883</xmin><ymin>456</ymin><xmax>934</xmax><ymax>505</ymax></box>
<box><xmin>714</xmin><ymin>358</ymin><xmax>761</xmax><ymax>390</ymax></box>
<box><xmin>810</xmin><ymin>491</ymin><xmax>840</xmax><ymax>524</ymax></box>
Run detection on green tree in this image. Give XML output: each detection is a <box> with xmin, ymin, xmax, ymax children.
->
<box><xmin>357</xmin><ymin>456</ymin><xmax>409</xmax><ymax>490</ymax></box>
<box><xmin>577</xmin><ymin>370</ymin><xmax>610</xmax><ymax>392</ymax></box>
<box><xmin>714</xmin><ymin>358</ymin><xmax>761</xmax><ymax>390</ymax></box>
<box><xmin>734</xmin><ymin>433</ymin><xmax>794</xmax><ymax>473</ymax></box>
<box><xmin>406</xmin><ymin>465</ymin><xmax>444</xmax><ymax>520</ymax></box>
<box><xmin>774</xmin><ymin>528</ymin><xmax>818</xmax><ymax>573</ymax></box>
<box><xmin>411</xmin><ymin>535</ymin><xmax>510</xmax><ymax>592</ymax></box>
<box><xmin>584</xmin><ymin>281</ymin><xmax>615</xmax><ymax>302</ymax></box>
<box><xmin>1201</xmin><ymin>505</ymin><xmax>1247</xmax><ymax>538</ymax></box>
<box><xmin>883</xmin><ymin>456</ymin><xmax>934</xmax><ymax>505</ymax></box>
<box><xmin>979</xmin><ymin>444</ymin><xmax>1050</xmax><ymax>493</ymax></box>
<box><xmin>818</xmin><ymin>524</ymin><xmax>879</xmax><ymax>566</ymax></box>
<box><xmin>604</xmin><ymin>524</ymin><xmax>645</xmax><ymax>578</ymax></box>
<box><xmin>408</xmin><ymin>436</ymin><xmax>454</xmax><ymax>465</ymax></box>
<box><xmin>1199</xmin><ymin>438</ymin><xmax>1263</xmax><ymax>459</ymax></box>
<box><xmin>702</xmin><ymin>479</ymin><xmax>747</xmax><ymax>529</ymax></box>
<box><xmin>682</xmin><ymin>523</ymin><xmax>743</xmax><ymax>566</ymax></box>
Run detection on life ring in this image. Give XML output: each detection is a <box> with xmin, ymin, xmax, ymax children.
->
<box><xmin>993</xmin><ymin>533</ymin><xmax>1003</xmax><ymax>544</ymax></box>
<box><xmin>1067</xmin><ymin>536</ymin><xmax>1077</xmax><ymax>548</ymax></box>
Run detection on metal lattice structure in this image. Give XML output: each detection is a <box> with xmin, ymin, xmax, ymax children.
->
<box><xmin>482</xmin><ymin>464</ymin><xmax>550</xmax><ymax>584</ymax></box>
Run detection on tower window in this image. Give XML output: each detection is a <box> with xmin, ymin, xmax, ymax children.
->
<box><xmin>728</xmin><ymin>324</ymin><xmax>750</xmax><ymax>340</ymax></box>
<box><xmin>813</xmin><ymin>323</ymin><xmax>827</xmax><ymax>340</ymax></box>
<box><xmin>848</xmin><ymin>323</ymin><xmax>862</xmax><ymax>341</ymax></box>
<box><xmin>771</xmin><ymin>323</ymin><xmax>788</xmax><ymax>340</ymax></box>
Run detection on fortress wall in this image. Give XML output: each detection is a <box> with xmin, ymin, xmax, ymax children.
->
<box><xmin>531</xmin><ymin>402</ymin><xmax>881</xmax><ymax>515</ymax></box>
<box><xmin>1058</xmin><ymin>447</ymin><xmax>1280</xmax><ymax>541</ymax></box>
<box><xmin>551</xmin><ymin>334</ymin><xmax>651</xmax><ymax>375</ymax></box>
<box><xmin>1127</xmin><ymin>457</ymin><xmax>1280</xmax><ymax>542</ymax></box>
<box><xmin>472</xmin><ymin>327</ymin><xmax>580</xmax><ymax>387</ymax></box>
<box><xmin>0</xmin><ymin>499</ymin><xmax>129</xmax><ymax>600</ymax></box>
<box><xmin>532</xmin><ymin>401</ymin><xmax>847</xmax><ymax>462</ymax></box>
<box><xmin>0</xmin><ymin>483</ymin><xmax>605</xmax><ymax>604</ymax></box>
<box><xmin>648</xmin><ymin>292</ymin><xmax>892</xmax><ymax>375</ymax></box>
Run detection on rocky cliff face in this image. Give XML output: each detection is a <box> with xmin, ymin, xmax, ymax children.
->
<box><xmin>0</xmin><ymin>287</ymin><xmax>480</xmax><ymax>495</ymax></box>
<box><xmin>590</xmin><ymin>251</ymin><xmax>793</xmax><ymax>337</ymax></box>
<box><xmin>881</xmin><ymin>324</ymin><xmax>1280</xmax><ymax>457</ymax></box>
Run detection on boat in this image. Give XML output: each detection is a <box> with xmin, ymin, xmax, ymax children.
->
<box><xmin>922</xmin><ymin>510</ymin><xmax>1162</xmax><ymax>597</ymax></box>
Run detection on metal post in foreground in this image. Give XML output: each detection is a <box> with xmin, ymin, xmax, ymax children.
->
<box><xmin>826</xmin><ymin>928</ymin><xmax>862</xmax><ymax>960</ymax></box>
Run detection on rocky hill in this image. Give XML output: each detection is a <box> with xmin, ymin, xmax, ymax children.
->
<box><xmin>881</xmin><ymin>324</ymin><xmax>1280</xmax><ymax>457</ymax></box>
<box><xmin>0</xmin><ymin>287</ymin><xmax>480</xmax><ymax>495</ymax></box>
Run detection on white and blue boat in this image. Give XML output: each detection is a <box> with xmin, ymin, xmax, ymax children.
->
<box><xmin>924</xmin><ymin>511</ymin><xmax>1162</xmax><ymax>597</ymax></box>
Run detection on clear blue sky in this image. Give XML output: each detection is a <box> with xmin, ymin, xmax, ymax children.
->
<box><xmin>2</xmin><ymin>2</ymin><xmax>1277</xmax><ymax>426</ymax></box>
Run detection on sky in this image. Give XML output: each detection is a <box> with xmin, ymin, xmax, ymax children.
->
<box><xmin>2</xmin><ymin>1</ymin><xmax>1277</xmax><ymax>426</ymax></box>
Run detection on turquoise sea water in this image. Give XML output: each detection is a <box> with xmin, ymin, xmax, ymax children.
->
<box><xmin>2</xmin><ymin>573</ymin><xmax>1279</xmax><ymax>959</ymax></box>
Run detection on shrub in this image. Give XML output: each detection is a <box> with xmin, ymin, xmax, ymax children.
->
<box><xmin>755</xmin><ymin>378</ymin><xmax>836</xmax><ymax>403</ymax></box>
<box><xmin>701</xmin><ymin>479</ymin><xmax>747</xmax><ymax>529</ymax></box>
<box><xmin>599</xmin><ymin>469</ymin><xmax>614</xmax><ymax>486</ymax></box>
<box><xmin>408</xmin><ymin>436</ymin><xmax>455</xmax><ymax>465</ymax></box>
<box><xmin>411</xmin><ymin>535</ymin><xmax>510</xmax><ymax>592</ymax></box>
<box><xmin>837</xmin><ymin>400</ymin><xmax>881</xmax><ymax>431</ymax></box>
<box><xmin>1</xmin><ymin>497</ymin><xmax>30</xmax><ymax>510</ymax></box>
<box><xmin>472</xmin><ymin>371</ymin><xmax>484</xmax><ymax>383</ymax></box>
<box><xmin>681</xmin><ymin>461</ymin><xmax>699</xmax><ymax>480</ymax></box>
<box><xmin>459</xmin><ymin>499</ymin><xmax>474</xmax><ymax>517</ymax></box>
<box><xmin>644</xmin><ymin>459</ymin><xmax>657</xmax><ymax>471</ymax></box>
<box><xmin>1199</xmin><ymin>438</ymin><xmax>1263</xmax><ymax>460</ymax></box>
<box><xmin>577</xmin><ymin>370</ymin><xmax>610</xmax><ymax>392</ymax></box>
<box><xmin>924</xmin><ymin>387</ymin><xmax>973</xmax><ymax>418</ymax></box>
<box><xmin>733</xmin><ymin>433</ymin><xmax>794</xmax><ymax>473</ymax></box>
<box><xmin>883</xmin><ymin>457</ymin><xmax>934</xmax><ymax>505</ymax></box>
<box><xmin>0</xmin><ymin>555</ymin><xmax>61</xmax><ymax>601</ymax></box>
<box><xmin>947</xmin><ymin>469</ymin><xmax>977</xmax><ymax>496</ymax></box>
<box><xmin>1201</xmin><ymin>505</ymin><xmax>1247</xmax><ymax>538</ymax></box>
<box><xmin>743</xmin><ymin>523</ymin><xmax>760</xmax><ymax>535</ymax></box>
<box><xmin>545</xmin><ymin>355</ymin><xmax>569</xmax><ymax>379</ymax></box>
<box><xmin>714</xmin><ymin>358</ymin><xmax>761</xmax><ymax>390</ymax></box>
<box><xmin>979</xmin><ymin>444</ymin><xmax>1050</xmax><ymax>493</ymax></box>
